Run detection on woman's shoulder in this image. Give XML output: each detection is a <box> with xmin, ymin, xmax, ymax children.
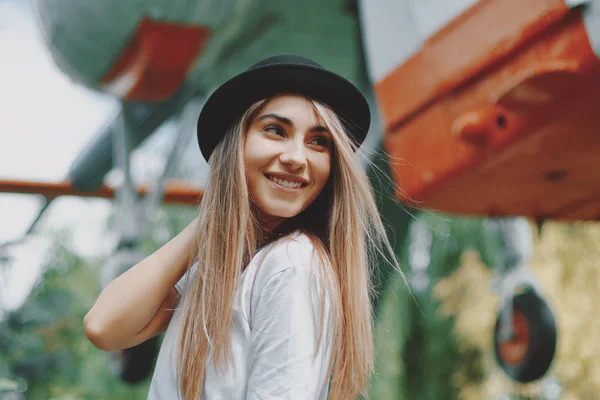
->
<box><xmin>266</xmin><ymin>231</ymin><xmax>322</xmax><ymax>263</ymax></box>
<box><xmin>246</xmin><ymin>231</ymin><xmax>333</xmax><ymax>311</ymax></box>
<box><xmin>249</xmin><ymin>231</ymin><xmax>328</xmax><ymax>283</ymax></box>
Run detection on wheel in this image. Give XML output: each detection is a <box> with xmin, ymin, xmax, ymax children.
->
<box><xmin>494</xmin><ymin>289</ymin><xmax>557</xmax><ymax>383</ymax></box>
<box><xmin>109</xmin><ymin>336</ymin><xmax>159</xmax><ymax>384</ymax></box>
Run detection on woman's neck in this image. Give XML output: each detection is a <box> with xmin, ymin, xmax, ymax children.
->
<box><xmin>251</xmin><ymin>205</ymin><xmax>286</xmax><ymax>242</ymax></box>
<box><xmin>256</xmin><ymin>219</ymin><xmax>284</xmax><ymax>247</ymax></box>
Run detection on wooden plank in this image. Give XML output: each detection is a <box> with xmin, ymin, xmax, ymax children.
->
<box><xmin>400</xmin><ymin>87</ymin><xmax>600</xmax><ymax>219</ymax></box>
<box><xmin>374</xmin><ymin>0</ymin><xmax>569</xmax><ymax>130</ymax></box>
<box><xmin>382</xmin><ymin>10</ymin><xmax>600</xmax><ymax>220</ymax></box>
<box><xmin>0</xmin><ymin>180</ymin><xmax>203</xmax><ymax>205</ymax></box>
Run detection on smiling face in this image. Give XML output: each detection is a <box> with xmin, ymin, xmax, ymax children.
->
<box><xmin>244</xmin><ymin>94</ymin><xmax>333</xmax><ymax>230</ymax></box>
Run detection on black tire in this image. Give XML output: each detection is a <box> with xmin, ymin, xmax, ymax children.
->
<box><xmin>494</xmin><ymin>290</ymin><xmax>557</xmax><ymax>383</ymax></box>
<box><xmin>112</xmin><ymin>336</ymin><xmax>159</xmax><ymax>384</ymax></box>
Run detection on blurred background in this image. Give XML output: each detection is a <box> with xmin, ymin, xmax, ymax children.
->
<box><xmin>1</xmin><ymin>0</ymin><xmax>600</xmax><ymax>399</ymax></box>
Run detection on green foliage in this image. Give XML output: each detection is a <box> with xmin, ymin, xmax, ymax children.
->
<box><xmin>365</xmin><ymin>144</ymin><xmax>413</xmax><ymax>315</ymax></box>
<box><xmin>0</xmin><ymin>238</ymin><xmax>151</xmax><ymax>399</ymax></box>
<box><xmin>369</xmin><ymin>211</ymin><xmax>503</xmax><ymax>400</ymax></box>
<box><xmin>370</xmin><ymin>272</ymin><xmax>413</xmax><ymax>399</ymax></box>
<box><xmin>0</xmin><ymin>204</ymin><xmax>197</xmax><ymax>399</ymax></box>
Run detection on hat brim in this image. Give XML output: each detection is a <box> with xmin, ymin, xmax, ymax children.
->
<box><xmin>196</xmin><ymin>63</ymin><xmax>371</xmax><ymax>161</ymax></box>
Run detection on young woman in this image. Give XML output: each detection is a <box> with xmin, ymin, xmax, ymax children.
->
<box><xmin>84</xmin><ymin>55</ymin><xmax>404</xmax><ymax>399</ymax></box>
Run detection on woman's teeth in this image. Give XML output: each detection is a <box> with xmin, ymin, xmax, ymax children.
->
<box><xmin>267</xmin><ymin>175</ymin><xmax>303</xmax><ymax>189</ymax></box>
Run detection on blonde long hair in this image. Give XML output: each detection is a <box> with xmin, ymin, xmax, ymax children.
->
<box><xmin>176</xmin><ymin>97</ymin><xmax>404</xmax><ymax>399</ymax></box>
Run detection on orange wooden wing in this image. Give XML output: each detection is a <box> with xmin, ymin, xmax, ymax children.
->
<box><xmin>375</xmin><ymin>0</ymin><xmax>600</xmax><ymax>220</ymax></box>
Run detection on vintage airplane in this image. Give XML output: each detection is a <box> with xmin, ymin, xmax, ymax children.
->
<box><xmin>2</xmin><ymin>0</ymin><xmax>599</xmax><ymax>387</ymax></box>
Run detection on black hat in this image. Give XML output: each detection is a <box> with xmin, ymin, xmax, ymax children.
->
<box><xmin>196</xmin><ymin>54</ymin><xmax>371</xmax><ymax>161</ymax></box>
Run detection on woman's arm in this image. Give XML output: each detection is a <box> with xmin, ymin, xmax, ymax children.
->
<box><xmin>83</xmin><ymin>217</ymin><xmax>199</xmax><ymax>351</ymax></box>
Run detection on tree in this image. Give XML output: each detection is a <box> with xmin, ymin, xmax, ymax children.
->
<box><xmin>0</xmin><ymin>206</ymin><xmax>196</xmax><ymax>399</ymax></box>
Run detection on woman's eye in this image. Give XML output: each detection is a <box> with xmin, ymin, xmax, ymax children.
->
<box><xmin>265</xmin><ymin>125</ymin><xmax>285</xmax><ymax>136</ymax></box>
<box><xmin>311</xmin><ymin>136</ymin><xmax>331</xmax><ymax>147</ymax></box>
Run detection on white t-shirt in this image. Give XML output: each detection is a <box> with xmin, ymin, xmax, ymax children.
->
<box><xmin>147</xmin><ymin>232</ymin><xmax>334</xmax><ymax>399</ymax></box>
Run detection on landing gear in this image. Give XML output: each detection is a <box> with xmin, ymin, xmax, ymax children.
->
<box><xmin>102</xmin><ymin>98</ymin><xmax>199</xmax><ymax>384</ymax></box>
<box><xmin>487</xmin><ymin>218</ymin><xmax>558</xmax><ymax>383</ymax></box>
<box><xmin>494</xmin><ymin>289</ymin><xmax>557</xmax><ymax>383</ymax></box>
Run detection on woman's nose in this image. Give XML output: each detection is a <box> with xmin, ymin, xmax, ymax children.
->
<box><xmin>279</xmin><ymin>140</ymin><xmax>307</xmax><ymax>170</ymax></box>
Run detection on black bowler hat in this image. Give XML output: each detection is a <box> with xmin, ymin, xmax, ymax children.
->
<box><xmin>196</xmin><ymin>54</ymin><xmax>371</xmax><ymax>162</ymax></box>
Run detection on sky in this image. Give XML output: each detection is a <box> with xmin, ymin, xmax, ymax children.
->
<box><xmin>0</xmin><ymin>1</ymin><xmax>118</xmax><ymax>311</ymax></box>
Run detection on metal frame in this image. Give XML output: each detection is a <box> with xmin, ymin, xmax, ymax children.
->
<box><xmin>487</xmin><ymin>217</ymin><xmax>545</xmax><ymax>341</ymax></box>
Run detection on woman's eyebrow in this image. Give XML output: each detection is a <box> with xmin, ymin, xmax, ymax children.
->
<box><xmin>255</xmin><ymin>113</ymin><xmax>293</xmax><ymax>126</ymax></box>
<box><xmin>255</xmin><ymin>113</ymin><xmax>330</xmax><ymax>134</ymax></box>
<box><xmin>311</xmin><ymin>125</ymin><xmax>330</xmax><ymax>134</ymax></box>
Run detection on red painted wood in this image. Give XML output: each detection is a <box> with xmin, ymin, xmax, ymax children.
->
<box><xmin>0</xmin><ymin>179</ymin><xmax>203</xmax><ymax>205</ymax></box>
<box><xmin>375</xmin><ymin>1</ymin><xmax>600</xmax><ymax>220</ymax></box>
<box><xmin>100</xmin><ymin>17</ymin><xmax>211</xmax><ymax>102</ymax></box>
